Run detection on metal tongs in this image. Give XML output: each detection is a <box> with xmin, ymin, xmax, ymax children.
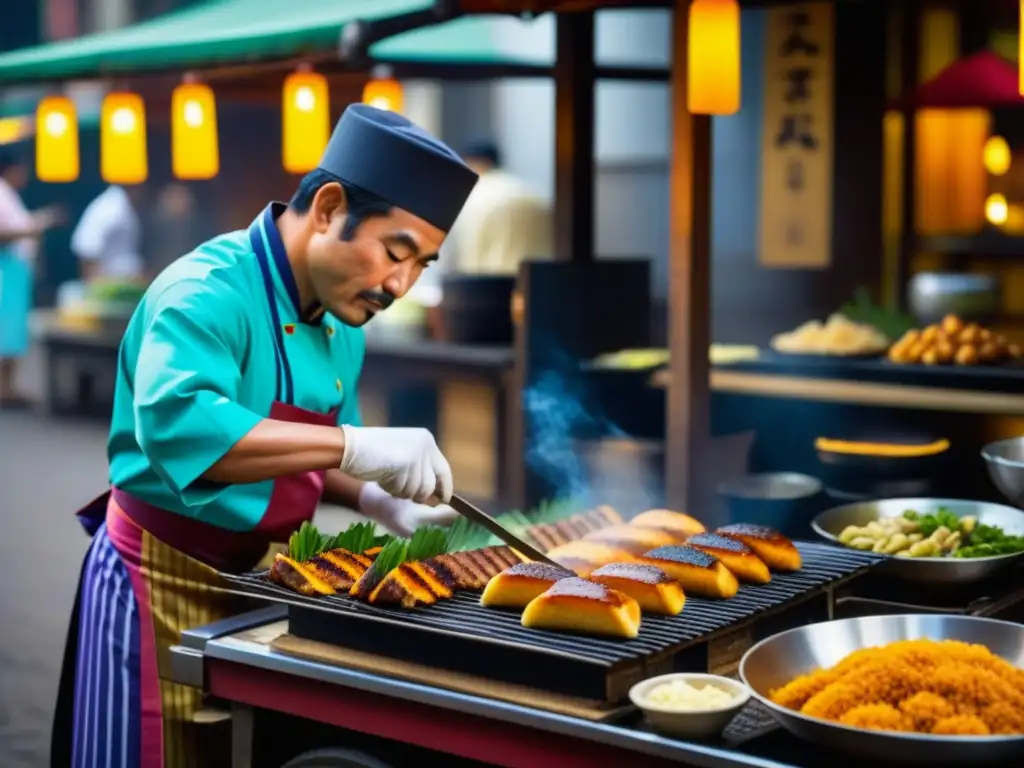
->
<box><xmin>449</xmin><ymin>494</ymin><xmax>561</xmax><ymax>567</ymax></box>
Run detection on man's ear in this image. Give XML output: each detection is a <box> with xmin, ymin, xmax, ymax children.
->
<box><xmin>311</xmin><ymin>181</ymin><xmax>346</xmax><ymax>233</ymax></box>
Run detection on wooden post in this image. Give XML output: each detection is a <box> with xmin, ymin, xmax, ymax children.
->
<box><xmin>897</xmin><ymin>0</ymin><xmax>920</xmax><ymax>310</ymax></box>
<box><xmin>665</xmin><ymin>0</ymin><xmax>713</xmax><ymax>518</ymax></box>
<box><xmin>553</xmin><ymin>11</ymin><xmax>595</xmax><ymax>263</ymax></box>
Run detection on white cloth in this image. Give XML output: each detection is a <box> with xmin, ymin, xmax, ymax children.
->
<box><xmin>70</xmin><ymin>186</ymin><xmax>143</xmax><ymax>279</ymax></box>
<box><xmin>0</xmin><ymin>177</ymin><xmax>36</xmax><ymax>262</ymax></box>
<box><xmin>357</xmin><ymin>481</ymin><xmax>458</xmax><ymax>537</ymax></box>
<box><xmin>442</xmin><ymin>169</ymin><xmax>553</xmax><ymax>275</ymax></box>
<box><xmin>339</xmin><ymin>425</ymin><xmax>453</xmax><ymax>503</ymax></box>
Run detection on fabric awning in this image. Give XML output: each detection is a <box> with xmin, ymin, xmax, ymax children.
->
<box><xmin>369</xmin><ymin>14</ymin><xmax>551</xmax><ymax>67</ymax></box>
<box><xmin>905</xmin><ymin>51</ymin><xmax>1024</xmax><ymax>109</ymax></box>
<box><xmin>0</xmin><ymin>0</ymin><xmax>431</xmax><ymax>84</ymax></box>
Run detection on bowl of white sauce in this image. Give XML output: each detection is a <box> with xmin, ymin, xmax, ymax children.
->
<box><xmin>628</xmin><ymin>673</ymin><xmax>750</xmax><ymax>740</ymax></box>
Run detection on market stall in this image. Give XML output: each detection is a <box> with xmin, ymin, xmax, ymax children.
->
<box><xmin>14</xmin><ymin>0</ymin><xmax>1023</xmax><ymax>765</ymax></box>
<box><xmin>0</xmin><ymin>0</ymin><xmax>669</xmax><ymax>507</ymax></box>
<box><xmin>157</xmin><ymin>1</ymin><xmax>1024</xmax><ymax>766</ymax></box>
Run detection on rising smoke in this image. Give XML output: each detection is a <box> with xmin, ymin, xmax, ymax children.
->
<box><xmin>522</xmin><ymin>368</ymin><xmax>664</xmax><ymax>518</ymax></box>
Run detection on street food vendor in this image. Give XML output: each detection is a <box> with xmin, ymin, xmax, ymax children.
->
<box><xmin>51</xmin><ymin>105</ymin><xmax>479</xmax><ymax>768</ymax></box>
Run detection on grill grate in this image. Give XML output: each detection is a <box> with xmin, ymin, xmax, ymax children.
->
<box><xmin>222</xmin><ymin>543</ymin><xmax>881</xmax><ymax>700</ymax></box>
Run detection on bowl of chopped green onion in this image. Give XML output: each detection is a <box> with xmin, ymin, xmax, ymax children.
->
<box><xmin>812</xmin><ymin>498</ymin><xmax>1024</xmax><ymax>583</ymax></box>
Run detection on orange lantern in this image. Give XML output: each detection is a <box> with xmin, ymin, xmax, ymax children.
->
<box><xmin>101</xmin><ymin>92</ymin><xmax>147</xmax><ymax>184</ymax></box>
<box><xmin>1019</xmin><ymin>0</ymin><xmax>1024</xmax><ymax>96</ymax></box>
<box><xmin>35</xmin><ymin>96</ymin><xmax>79</xmax><ymax>183</ymax></box>
<box><xmin>171</xmin><ymin>80</ymin><xmax>219</xmax><ymax>180</ymax></box>
<box><xmin>687</xmin><ymin>0</ymin><xmax>741</xmax><ymax>115</ymax></box>
<box><xmin>282</xmin><ymin>68</ymin><xmax>329</xmax><ymax>174</ymax></box>
<box><xmin>983</xmin><ymin>135</ymin><xmax>1011</xmax><ymax>176</ymax></box>
<box><xmin>363</xmin><ymin>74</ymin><xmax>404</xmax><ymax>114</ymax></box>
<box><xmin>915</xmin><ymin>109</ymin><xmax>989</xmax><ymax>235</ymax></box>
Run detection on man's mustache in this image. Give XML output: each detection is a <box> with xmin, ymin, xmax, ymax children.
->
<box><xmin>358</xmin><ymin>290</ymin><xmax>394</xmax><ymax>310</ymax></box>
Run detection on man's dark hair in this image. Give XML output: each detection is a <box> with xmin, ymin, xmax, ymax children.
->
<box><xmin>289</xmin><ymin>168</ymin><xmax>392</xmax><ymax>241</ymax></box>
<box><xmin>461</xmin><ymin>140</ymin><xmax>501</xmax><ymax>169</ymax></box>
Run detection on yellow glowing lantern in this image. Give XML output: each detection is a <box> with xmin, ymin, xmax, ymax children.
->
<box><xmin>0</xmin><ymin>117</ymin><xmax>31</xmax><ymax>145</ymax></box>
<box><xmin>35</xmin><ymin>96</ymin><xmax>79</xmax><ymax>182</ymax></box>
<box><xmin>171</xmin><ymin>81</ymin><xmax>219</xmax><ymax>180</ymax></box>
<box><xmin>282</xmin><ymin>69</ymin><xmax>329</xmax><ymax>174</ymax></box>
<box><xmin>101</xmin><ymin>92</ymin><xmax>147</xmax><ymax>185</ymax></box>
<box><xmin>1019</xmin><ymin>2</ymin><xmax>1024</xmax><ymax>96</ymax></box>
<box><xmin>363</xmin><ymin>75</ymin><xmax>404</xmax><ymax>114</ymax></box>
<box><xmin>687</xmin><ymin>0</ymin><xmax>741</xmax><ymax>115</ymax></box>
<box><xmin>915</xmin><ymin>109</ymin><xmax>989</xmax><ymax>235</ymax></box>
<box><xmin>985</xmin><ymin>193</ymin><xmax>1008</xmax><ymax>226</ymax></box>
<box><xmin>983</xmin><ymin>135</ymin><xmax>1011</xmax><ymax>176</ymax></box>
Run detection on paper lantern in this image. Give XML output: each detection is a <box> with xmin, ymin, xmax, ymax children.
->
<box><xmin>983</xmin><ymin>135</ymin><xmax>1011</xmax><ymax>176</ymax></box>
<box><xmin>985</xmin><ymin>193</ymin><xmax>1008</xmax><ymax>226</ymax></box>
<box><xmin>282</xmin><ymin>69</ymin><xmax>329</xmax><ymax>174</ymax></box>
<box><xmin>915</xmin><ymin>109</ymin><xmax>988</xmax><ymax>235</ymax></box>
<box><xmin>35</xmin><ymin>96</ymin><xmax>79</xmax><ymax>183</ymax></box>
<box><xmin>1019</xmin><ymin>0</ymin><xmax>1024</xmax><ymax>96</ymax></box>
<box><xmin>687</xmin><ymin>0</ymin><xmax>741</xmax><ymax>115</ymax></box>
<box><xmin>101</xmin><ymin>92</ymin><xmax>147</xmax><ymax>185</ymax></box>
<box><xmin>0</xmin><ymin>117</ymin><xmax>32</xmax><ymax>146</ymax></box>
<box><xmin>363</xmin><ymin>76</ymin><xmax>404</xmax><ymax>114</ymax></box>
<box><xmin>172</xmin><ymin>81</ymin><xmax>219</xmax><ymax>180</ymax></box>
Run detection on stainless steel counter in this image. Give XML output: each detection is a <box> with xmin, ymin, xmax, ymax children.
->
<box><xmin>171</xmin><ymin>608</ymin><xmax>797</xmax><ymax>768</ymax></box>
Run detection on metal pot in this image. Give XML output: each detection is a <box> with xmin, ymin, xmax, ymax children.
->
<box><xmin>576</xmin><ymin>437</ymin><xmax>666</xmax><ymax>516</ymax></box>
<box><xmin>717</xmin><ymin>473</ymin><xmax>824</xmax><ymax>538</ymax></box>
<box><xmin>439</xmin><ymin>275</ymin><xmax>516</xmax><ymax>345</ymax></box>
<box><xmin>907</xmin><ymin>272</ymin><xmax>1001</xmax><ymax>326</ymax></box>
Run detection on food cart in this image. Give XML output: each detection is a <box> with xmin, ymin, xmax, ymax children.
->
<box><xmin>163</xmin><ymin>1</ymin><xmax>1024</xmax><ymax>765</ymax></box>
<box><xmin>6</xmin><ymin>0</ymin><xmax>1021</xmax><ymax>764</ymax></box>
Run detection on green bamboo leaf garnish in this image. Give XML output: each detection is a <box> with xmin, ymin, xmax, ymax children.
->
<box><xmin>288</xmin><ymin>521</ymin><xmax>323</xmax><ymax>562</ymax></box>
<box><xmin>289</xmin><ymin>521</ymin><xmax>389</xmax><ymax>563</ymax></box>
<box><xmin>362</xmin><ymin>526</ymin><xmax>450</xmax><ymax>583</ymax></box>
<box><xmin>319</xmin><ymin>521</ymin><xmax>380</xmax><ymax>556</ymax></box>
<box><xmin>364</xmin><ymin>537</ymin><xmax>409</xmax><ymax>585</ymax></box>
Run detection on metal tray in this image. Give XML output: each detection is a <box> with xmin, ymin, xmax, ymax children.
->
<box><xmin>739</xmin><ymin>614</ymin><xmax>1024</xmax><ymax>763</ymax></box>
<box><xmin>812</xmin><ymin>497</ymin><xmax>1024</xmax><ymax>584</ymax></box>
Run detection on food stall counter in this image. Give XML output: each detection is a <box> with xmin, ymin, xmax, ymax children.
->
<box><xmin>171</xmin><ymin>608</ymin><xmax>805</xmax><ymax>768</ymax></box>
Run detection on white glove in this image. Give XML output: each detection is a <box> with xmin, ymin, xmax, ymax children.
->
<box><xmin>358</xmin><ymin>481</ymin><xmax>459</xmax><ymax>537</ymax></box>
<box><xmin>339</xmin><ymin>425</ymin><xmax>453</xmax><ymax>503</ymax></box>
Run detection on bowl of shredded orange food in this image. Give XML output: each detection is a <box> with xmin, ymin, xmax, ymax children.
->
<box><xmin>740</xmin><ymin>614</ymin><xmax>1024</xmax><ymax>763</ymax></box>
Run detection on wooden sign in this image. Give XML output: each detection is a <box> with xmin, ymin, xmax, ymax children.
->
<box><xmin>758</xmin><ymin>4</ymin><xmax>835</xmax><ymax>269</ymax></box>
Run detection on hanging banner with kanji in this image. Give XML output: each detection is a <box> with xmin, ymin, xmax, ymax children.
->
<box><xmin>758</xmin><ymin>3</ymin><xmax>835</xmax><ymax>268</ymax></box>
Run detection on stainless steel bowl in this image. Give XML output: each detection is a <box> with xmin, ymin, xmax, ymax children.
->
<box><xmin>740</xmin><ymin>614</ymin><xmax>1024</xmax><ymax>763</ymax></box>
<box><xmin>982</xmin><ymin>438</ymin><xmax>1024</xmax><ymax>508</ymax></box>
<box><xmin>812</xmin><ymin>498</ymin><xmax>1024</xmax><ymax>584</ymax></box>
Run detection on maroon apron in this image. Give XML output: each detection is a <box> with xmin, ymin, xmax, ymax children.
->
<box><xmin>52</xmin><ymin>205</ymin><xmax>346</xmax><ymax>766</ymax></box>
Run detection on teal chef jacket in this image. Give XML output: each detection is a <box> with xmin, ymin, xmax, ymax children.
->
<box><xmin>107</xmin><ymin>203</ymin><xmax>364</xmax><ymax>531</ymax></box>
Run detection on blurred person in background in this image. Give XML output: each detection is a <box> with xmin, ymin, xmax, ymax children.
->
<box><xmin>70</xmin><ymin>183</ymin><xmax>144</xmax><ymax>282</ymax></box>
<box><xmin>51</xmin><ymin>105</ymin><xmax>478</xmax><ymax>768</ymax></box>
<box><xmin>0</xmin><ymin>149</ymin><xmax>61</xmax><ymax>408</ymax></box>
<box><xmin>442</xmin><ymin>139</ymin><xmax>553</xmax><ymax>275</ymax></box>
<box><xmin>145</xmin><ymin>182</ymin><xmax>202</xmax><ymax>279</ymax></box>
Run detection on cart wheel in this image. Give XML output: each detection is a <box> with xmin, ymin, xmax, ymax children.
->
<box><xmin>280</xmin><ymin>748</ymin><xmax>393</xmax><ymax>768</ymax></box>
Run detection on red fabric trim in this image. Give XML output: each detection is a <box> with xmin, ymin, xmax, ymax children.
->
<box><xmin>207</xmin><ymin>659</ymin><xmax>680</xmax><ymax>768</ymax></box>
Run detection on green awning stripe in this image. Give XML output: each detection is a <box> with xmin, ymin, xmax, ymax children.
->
<box><xmin>0</xmin><ymin>0</ymin><xmax>429</xmax><ymax>84</ymax></box>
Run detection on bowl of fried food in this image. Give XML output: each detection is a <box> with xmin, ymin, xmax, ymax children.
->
<box><xmin>812</xmin><ymin>498</ymin><xmax>1024</xmax><ymax>583</ymax></box>
<box><xmin>888</xmin><ymin>314</ymin><xmax>1022</xmax><ymax>366</ymax></box>
<box><xmin>740</xmin><ymin>614</ymin><xmax>1024</xmax><ymax>763</ymax></box>
<box><xmin>771</xmin><ymin>314</ymin><xmax>889</xmax><ymax>358</ymax></box>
